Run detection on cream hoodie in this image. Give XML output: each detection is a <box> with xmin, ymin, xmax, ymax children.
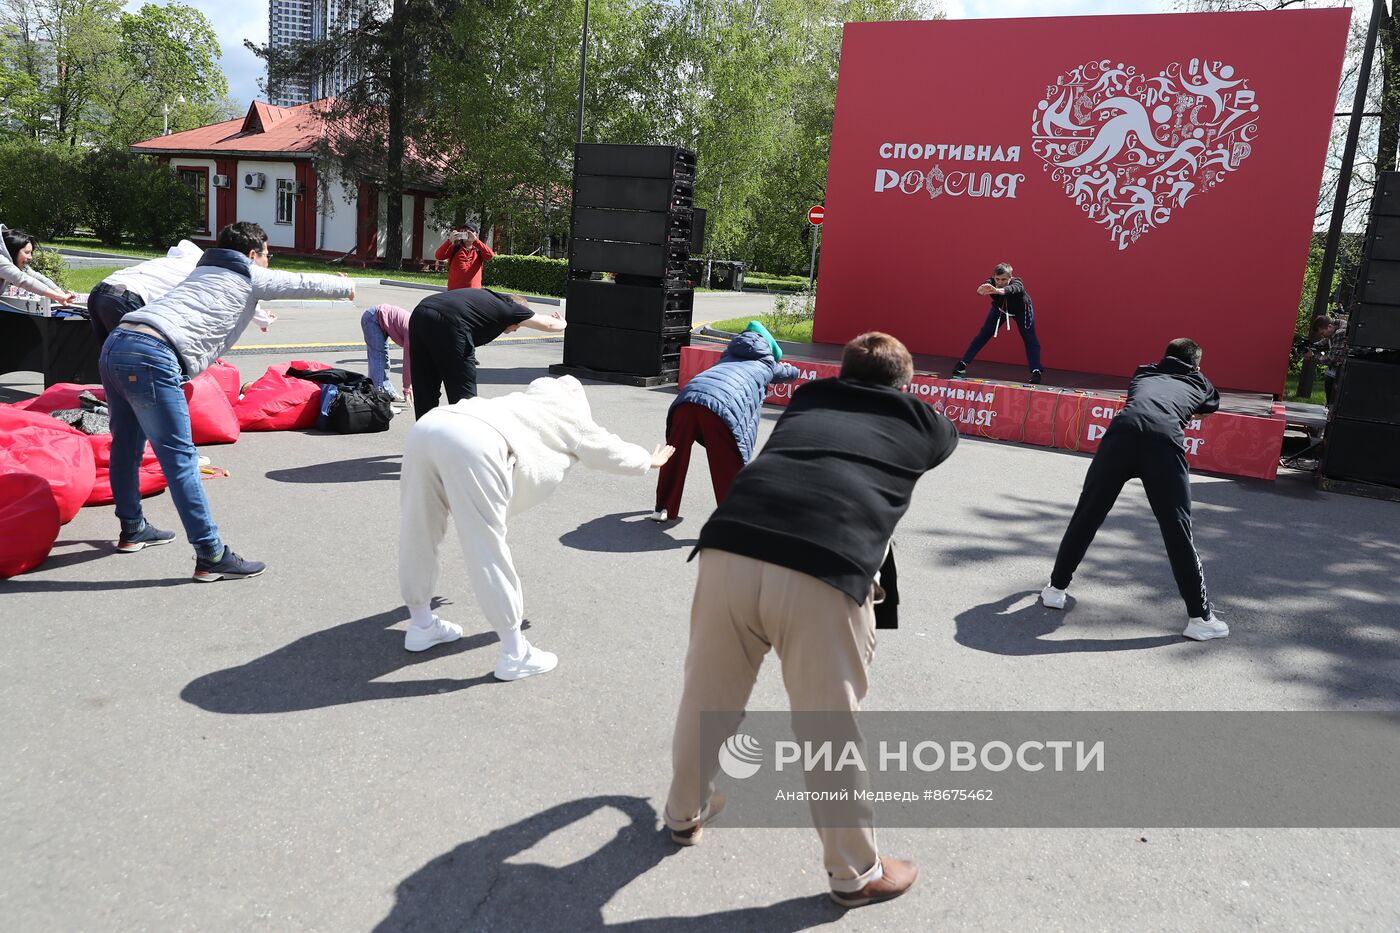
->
<box><xmin>442</xmin><ymin>376</ymin><xmax>653</xmax><ymax>514</ymax></box>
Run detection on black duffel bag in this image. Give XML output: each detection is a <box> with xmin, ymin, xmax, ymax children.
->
<box><xmin>328</xmin><ymin>385</ymin><xmax>394</xmax><ymax>434</ymax></box>
<box><xmin>286</xmin><ymin>365</ymin><xmax>394</xmax><ymax>434</ymax></box>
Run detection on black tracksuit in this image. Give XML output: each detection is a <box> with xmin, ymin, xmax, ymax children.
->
<box><xmin>407</xmin><ymin>288</ymin><xmax>534</xmax><ymax>418</ymax></box>
<box><xmin>1050</xmin><ymin>356</ymin><xmax>1221</xmax><ymax>618</ymax></box>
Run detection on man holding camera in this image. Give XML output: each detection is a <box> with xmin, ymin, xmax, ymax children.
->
<box><xmin>435</xmin><ymin>223</ymin><xmax>495</xmax><ymax>291</ymax></box>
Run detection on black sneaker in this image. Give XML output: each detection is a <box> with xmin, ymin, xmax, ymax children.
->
<box><xmin>951</xmin><ymin>361</ymin><xmax>967</xmax><ymax>379</ymax></box>
<box><xmin>117</xmin><ymin>523</ymin><xmax>176</xmax><ymax>553</ymax></box>
<box><xmin>1030</xmin><ymin>369</ymin><xmax>1043</xmax><ymax>385</ymax></box>
<box><xmin>193</xmin><ymin>547</ymin><xmax>266</xmax><ymax>582</ymax></box>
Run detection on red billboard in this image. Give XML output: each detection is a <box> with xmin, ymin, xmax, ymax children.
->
<box><xmin>814</xmin><ymin>10</ymin><xmax>1350</xmax><ymax>394</ymax></box>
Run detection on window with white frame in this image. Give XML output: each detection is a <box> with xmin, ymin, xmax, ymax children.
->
<box><xmin>276</xmin><ymin>178</ymin><xmax>296</xmax><ymax>225</ymax></box>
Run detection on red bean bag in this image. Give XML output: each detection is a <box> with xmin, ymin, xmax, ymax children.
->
<box><xmin>8</xmin><ymin>382</ymin><xmax>104</xmax><ymax>414</ymax></box>
<box><xmin>206</xmin><ymin>358</ymin><xmax>241</xmax><ymax>406</ymax></box>
<box><xmin>0</xmin><ymin>408</ymin><xmax>95</xmax><ymax>524</ymax></box>
<box><xmin>85</xmin><ymin>436</ymin><xmax>168</xmax><ymax>507</ymax></box>
<box><xmin>184</xmin><ymin>369</ymin><xmax>240</xmax><ymax>445</ymax></box>
<box><xmin>234</xmin><ymin>359</ymin><xmax>330</xmax><ymax>431</ymax></box>
<box><xmin>0</xmin><ymin>472</ymin><xmax>61</xmax><ymax>578</ymax></box>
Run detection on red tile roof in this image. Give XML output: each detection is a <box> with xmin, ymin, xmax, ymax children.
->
<box><xmin>131</xmin><ymin>100</ymin><xmax>326</xmax><ymax>157</ymax></box>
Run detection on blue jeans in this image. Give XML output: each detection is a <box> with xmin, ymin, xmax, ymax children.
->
<box><xmin>99</xmin><ymin>329</ymin><xmax>223</xmax><ymax>559</ymax></box>
<box><xmin>961</xmin><ymin>305</ymin><xmax>1042</xmax><ymax>372</ymax></box>
<box><xmin>360</xmin><ymin>308</ymin><xmax>397</xmax><ymax>393</ymax></box>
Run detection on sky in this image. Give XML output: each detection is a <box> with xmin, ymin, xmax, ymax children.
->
<box><xmin>146</xmin><ymin>0</ymin><xmax>1178</xmax><ymax>112</ymax></box>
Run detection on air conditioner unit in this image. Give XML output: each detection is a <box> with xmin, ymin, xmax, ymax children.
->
<box><xmin>212</xmin><ymin>174</ymin><xmax>231</xmax><ymax>189</ymax></box>
<box><xmin>295</xmin><ymin>181</ymin><xmax>307</xmax><ymax>196</ymax></box>
<box><xmin>243</xmin><ymin>171</ymin><xmax>266</xmax><ymax>190</ymax></box>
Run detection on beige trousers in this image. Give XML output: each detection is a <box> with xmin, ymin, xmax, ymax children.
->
<box><xmin>665</xmin><ymin>549</ymin><xmax>883</xmax><ymax>892</ymax></box>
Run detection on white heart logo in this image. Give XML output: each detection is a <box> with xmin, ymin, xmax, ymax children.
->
<box><xmin>1031</xmin><ymin>58</ymin><xmax>1260</xmax><ymax>250</ymax></box>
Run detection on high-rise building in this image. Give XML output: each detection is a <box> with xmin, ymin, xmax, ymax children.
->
<box><xmin>267</xmin><ymin>0</ymin><xmax>369</xmax><ymax>107</ymax></box>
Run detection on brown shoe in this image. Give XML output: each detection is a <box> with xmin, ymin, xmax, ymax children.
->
<box><xmin>669</xmin><ymin>793</ymin><xmax>726</xmax><ymax>846</ymax></box>
<box><xmin>829</xmin><ymin>857</ymin><xmax>919</xmax><ymax>908</ymax></box>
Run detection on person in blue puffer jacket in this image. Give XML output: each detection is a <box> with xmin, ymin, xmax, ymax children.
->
<box><xmin>650</xmin><ymin>321</ymin><xmax>800</xmax><ymax>521</ymax></box>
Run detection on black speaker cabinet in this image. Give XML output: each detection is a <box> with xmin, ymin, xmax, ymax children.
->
<box><xmin>575</xmin><ymin>144</ymin><xmax>696</xmax><ymax>181</ymax></box>
<box><xmin>569</xmin><ymin>238</ymin><xmax>689</xmax><ymax>279</ymax></box>
<box><xmin>1373</xmin><ymin>171</ymin><xmax>1400</xmax><ymax>218</ymax></box>
<box><xmin>1332</xmin><ymin>358</ymin><xmax>1400</xmax><ymax>424</ymax></box>
<box><xmin>1354</xmin><ymin>257</ymin><xmax>1400</xmax><ymax>307</ymax></box>
<box><xmin>571</xmin><ymin>206</ymin><xmax>691</xmax><ymax>245</ymax></box>
<box><xmin>1349</xmin><ymin>303</ymin><xmax>1400</xmax><ymax>351</ymax></box>
<box><xmin>562</xmin><ymin>322</ymin><xmax>690</xmax><ymax>377</ymax></box>
<box><xmin>689</xmin><ymin>208</ymin><xmax>706</xmax><ymax>254</ymax></box>
<box><xmin>574</xmin><ymin>174</ymin><xmax>693</xmax><ymax>213</ymax></box>
<box><xmin>566</xmin><ymin>279</ymin><xmax>693</xmax><ymax>333</ymax></box>
<box><xmin>1322</xmin><ymin>417</ymin><xmax>1400</xmax><ymax>486</ymax></box>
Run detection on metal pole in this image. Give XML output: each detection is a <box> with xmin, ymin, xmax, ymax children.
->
<box><xmin>807</xmin><ymin>224</ymin><xmax>817</xmax><ymax>290</ymax></box>
<box><xmin>1304</xmin><ymin>0</ymin><xmax>1384</xmax><ymax>399</ymax></box>
<box><xmin>576</xmin><ymin>0</ymin><xmax>590</xmax><ymax>145</ymax></box>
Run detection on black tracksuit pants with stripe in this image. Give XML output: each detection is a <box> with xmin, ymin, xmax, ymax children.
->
<box><xmin>1050</xmin><ymin>427</ymin><xmax>1210</xmax><ymax>618</ymax></box>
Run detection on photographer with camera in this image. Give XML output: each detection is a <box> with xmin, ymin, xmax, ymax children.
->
<box><xmin>1297</xmin><ymin>315</ymin><xmax>1342</xmax><ymax>405</ymax></box>
<box><xmin>434</xmin><ymin>222</ymin><xmax>495</xmax><ymax>291</ymax></box>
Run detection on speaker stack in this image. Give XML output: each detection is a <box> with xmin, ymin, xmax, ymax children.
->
<box><xmin>549</xmin><ymin>143</ymin><xmax>698</xmax><ymax>386</ymax></box>
<box><xmin>1319</xmin><ymin>170</ymin><xmax>1400</xmax><ymax>498</ymax></box>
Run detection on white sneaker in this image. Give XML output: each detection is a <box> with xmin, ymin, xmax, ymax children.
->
<box><xmin>1040</xmin><ymin>584</ymin><xmax>1068</xmax><ymax>609</ymax></box>
<box><xmin>647</xmin><ymin>509</ymin><xmax>669</xmax><ymax>522</ymax></box>
<box><xmin>1182</xmin><ymin>614</ymin><xmax>1229</xmax><ymax>641</ymax></box>
<box><xmin>494</xmin><ymin>645</ymin><xmax>559</xmax><ymax>681</ymax></box>
<box><xmin>404</xmin><ymin>616</ymin><xmax>463</xmax><ymax>652</ymax></box>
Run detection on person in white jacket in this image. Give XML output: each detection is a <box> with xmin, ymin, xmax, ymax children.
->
<box><xmin>399</xmin><ymin>375</ymin><xmax>675</xmax><ymax>680</ymax></box>
<box><xmin>0</xmin><ymin>225</ymin><xmax>77</xmax><ymax>304</ymax></box>
<box><xmin>101</xmin><ymin>221</ymin><xmax>355</xmax><ymax>581</ymax></box>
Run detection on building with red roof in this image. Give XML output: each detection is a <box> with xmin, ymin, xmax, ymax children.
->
<box><xmin>130</xmin><ymin>99</ymin><xmax>451</xmax><ymax>264</ymax></box>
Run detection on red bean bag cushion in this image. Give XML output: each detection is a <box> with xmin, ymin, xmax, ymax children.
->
<box><xmin>0</xmin><ymin>408</ymin><xmax>95</xmax><ymax>524</ymax></box>
<box><xmin>0</xmin><ymin>472</ymin><xmax>61</xmax><ymax>578</ymax></box>
<box><xmin>184</xmin><ymin>369</ymin><xmax>240</xmax><ymax>445</ymax></box>
<box><xmin>234</xmin><ymin>359</ymin><xmax>330</xmax><ymax>431</ymax></box>
<box><xmin>8</xmin><ymin>382</ymin><xmax>104</xmax><ymax>414</ymax></box>
<box><xmin>206</xmin><ymin>358</ymin><xmax>241</xmax><ymax>406</ymax></box>
<box><xmin>85</xmin><ymin>436</ymin><xmax>168</xmax><ymax>506</ymax></box>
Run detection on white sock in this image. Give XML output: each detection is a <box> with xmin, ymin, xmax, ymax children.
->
<box><xmin>499</xmin><ymin>626</ymin><xmax>528</xmax><ymax>659</ymax></box>
<box><xmin>408</xmin><ymin>606</ymin><xmax>437</xmax><ymax>629</ymax></box>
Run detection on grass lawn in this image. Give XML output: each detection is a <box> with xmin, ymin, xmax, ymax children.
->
<box><xmin>51</xmin><ymin>235</ymin><xmax>452</xmax><ymax>286</ymax></box>
<box><xmin>65</xmin><ymin>266</ymin><xmax>122</xmax><ymax>293</ymax></box>
<box><xmin>708</xmin><ymin>315</ymin><xmax>814</xmax><ymax>342</ymax></box>
<box><xmin>1284</xmin><ymin>370</ymin><xmax>1328</xmax><ymax>405</ymax></box>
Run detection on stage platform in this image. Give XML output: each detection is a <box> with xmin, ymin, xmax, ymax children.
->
<box><xmin>682</xmin><ymin>337</ymin><xmax>1291</xmax><ymax>481</ymax></box>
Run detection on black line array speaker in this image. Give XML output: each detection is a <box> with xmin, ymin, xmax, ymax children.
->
<box><xmin>559</xmin><ymin>143</ymin><xmax>698</xmax><ymax>382</ymax></box>
<box><xmin>1321</xmin><ymin>170</ymin><xmax>1400</xmax><ymax>489</ymax></box>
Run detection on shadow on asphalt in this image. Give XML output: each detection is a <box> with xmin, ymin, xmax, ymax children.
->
<box><xmin>954</xmin><ymin>591</ymin><xmax>1181</xmax><ymax>655</ymax></box>
<box><xmin>179</xmin><ymin>608</ymin><xmax>527</xmax><ymax>713</ymax></box>
<box><xmin>560</xmin><ymin>512</ymin><xmax>700</xmax><ymax>553</ymax></box>
<box><xmin>265</xmin><ymin>454</ymin><xmax>402</xmax><ymax>484</ymax></box>
<box><xmin>373</xmin><ymin>795</ymin><xmax>842</xmax><ymax>932</ymax></box>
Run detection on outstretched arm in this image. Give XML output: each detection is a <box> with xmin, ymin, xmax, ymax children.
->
<box><xmin>517</xmin><ymin>310</ymin><xmax>567</xmax><ymax>333</ymax></box>
<box><xmin>251</xmin><ymin>267</ymin><xmax>356</xmax><ymax>302</ymax></box>
<box><xmin>770</xmin><ymin>361</ymin><xmax>801</xmax><ymax>383</ymax></box>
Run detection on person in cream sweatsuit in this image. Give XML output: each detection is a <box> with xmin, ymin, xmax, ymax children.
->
<box><xmin>399</xmin><ymin>375</ymin><xmax>675</xmax><ymax>681</ymax></box>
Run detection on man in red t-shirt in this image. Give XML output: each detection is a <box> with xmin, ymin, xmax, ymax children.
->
<box><xmin>434</xmin><ymin>222</ymin><xmax>495</xmax><ymax>290</ymax></box>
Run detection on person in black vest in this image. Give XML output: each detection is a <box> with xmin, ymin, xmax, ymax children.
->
<box><xmin>663</xmin><ymin>332</ymin><xmax>959</xmax><ymax>909</ymax></box>
<box><xmin>1041</xmin><ymin>337</ymin><xmax>1226</xmax><ymax>640</ymax></box>
<box><xmin>407</xmin><ymin>288</ymin><xmax>566</xmax><ymax>418</ymax></box>
<box><xmin>952</xmin><ymin>261</ymin><xmax>1042</xmax><ymax>384</ymax></box>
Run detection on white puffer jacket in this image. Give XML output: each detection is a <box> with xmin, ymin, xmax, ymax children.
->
<box><xmin>442</xmin><ymin>376</ymin><xmax>653</xmax><ymax>514</ymax></box>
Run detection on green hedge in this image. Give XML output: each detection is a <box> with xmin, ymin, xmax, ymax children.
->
<box><xmin>482</xmin><ymin>254</ymin><xmax>568</xmax><ymax>297</ymax></box>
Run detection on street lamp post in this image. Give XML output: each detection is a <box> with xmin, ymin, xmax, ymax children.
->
<box><xmin>162</xmin><ymin>95</ymin><xmax>186</xmax><ymax>136</ymax></box>
<box><xmin>576</xmin><ymin>0</ymin><xmax>590</xmax><ymax>145</ymax></box>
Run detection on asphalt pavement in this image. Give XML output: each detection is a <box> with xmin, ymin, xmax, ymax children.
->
<box><xmin>2</xmin><ymin>292</ymin><xmax>1398</xmax><ymax>931</ymax></box>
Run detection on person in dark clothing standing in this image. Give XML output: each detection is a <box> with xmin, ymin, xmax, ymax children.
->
<box><xmin>407</xmin><ymin>288</ymin><xmax>566</xmax><ymax>418</ymax></box>
<box><xmin>1041</xmin><ymin>337</ymin><xmax>1226</xmax><ymax>641</ymax></box>
<box><xmin>663</xmin><ymin>332</ymin><xmax>959</xmax><ymax>909</ymax></box>
<box><xmin>952</xmin><ymin>262</ymin><xmax>1042</xmax><ymax>384</ymax></box>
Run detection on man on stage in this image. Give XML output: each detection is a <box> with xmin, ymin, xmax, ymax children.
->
<box><xmin>1040</xmin><ymin>337</ymin><xmax>1227</xmax><ymax>641</ymax></box>
<box><xmin>952</xmin><ymin>262</ymin><xmax>1042</xmax><ymax>384</ymax></box>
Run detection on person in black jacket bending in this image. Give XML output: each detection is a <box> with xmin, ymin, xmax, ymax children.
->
<box><xmin>663</xmin><ymin>332</ymin><xmax>959</xmax><ymax>909</ymax></box>
<box><xmin>1041</xmin><ymin>337</ymin><xmax>1226</xmax><ymax>641</ymax></box>
<box><xmin>952</xmin><ymin>261</ymin><xmax>1042</xmax><ymax>384</ymax></box>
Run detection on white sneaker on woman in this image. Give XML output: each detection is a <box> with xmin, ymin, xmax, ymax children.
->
<box><xmin>1040</xmin><ymin>584</ymin><xmax>1068</xmax><ymax>609</ymax></box>
<box><xmin>404</xmin><ymin>616</ymin><xmax>463</xmax><ymax>652</ymax></box>
<box><xmin>1182</xmin><ymin>614</ymin><xmax>1229</xmax><ymax>641</ymax></box>
<box><xmin>494</xmin><ymin>645</ymin><xmax>559</xmax><ymax>681</ymax></box>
